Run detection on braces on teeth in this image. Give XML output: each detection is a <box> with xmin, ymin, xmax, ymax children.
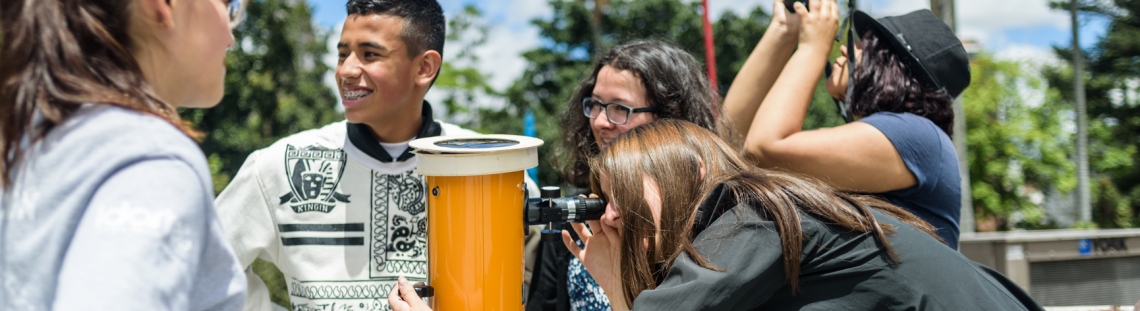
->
<box><xmin>343</xmin><ymin>89</ymin><xmax>372</xmax><ymax>100</ymax></box>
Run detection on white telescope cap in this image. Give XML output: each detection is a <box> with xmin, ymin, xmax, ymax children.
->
<box><xmin>410</xmin><ymin>134</ymin><xmax>543</xmax><ymax>176</ymax></box>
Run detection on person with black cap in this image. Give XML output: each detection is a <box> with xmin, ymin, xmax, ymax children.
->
<box><xmin>724</xmin><ymin>0</ymin><xmax>968</xmax><ymax>249</ymax></box>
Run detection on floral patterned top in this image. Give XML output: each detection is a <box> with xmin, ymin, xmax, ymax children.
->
<box><xmin>568</xmin><ymin>255</ymin><xmax>613</xmax><ymax>310</ymax></box>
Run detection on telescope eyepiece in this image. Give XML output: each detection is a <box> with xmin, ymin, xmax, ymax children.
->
<box><xmin>525</xmin><ymin>187</ymin><xmax>606</xmax><ymax>225</ymax></box>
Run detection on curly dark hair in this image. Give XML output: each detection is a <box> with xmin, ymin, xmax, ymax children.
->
<box><xmin>849</xmin><ymin>31</ymin><xmax>955</xmax><ymax>135</ymax></box>
<box><xmin>561</xmin><ymin>40</ymin><xmax>730</xmax><ymax>188</ymax></box>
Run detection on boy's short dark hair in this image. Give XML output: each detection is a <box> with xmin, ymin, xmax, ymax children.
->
<box><xmin>346</xmin><ymin>0</ymin><xmax>445</xmax><ymax>60</ymax></box>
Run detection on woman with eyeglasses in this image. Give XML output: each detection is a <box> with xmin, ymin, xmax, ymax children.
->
<box><xmin>526</xmin><ymin>40</ymin><xmax>735</xmax><ymax>311</ymax></box>
<box><xmin>0</xmin><ymin>0</ymin><xmax>247</xmax><ymax>309</ymax></box>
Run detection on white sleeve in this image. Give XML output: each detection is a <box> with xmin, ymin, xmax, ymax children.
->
<box><xmin>215</xmin><ymin>151</ymin><xmax>281</xmax><ymax>311</ymax></box>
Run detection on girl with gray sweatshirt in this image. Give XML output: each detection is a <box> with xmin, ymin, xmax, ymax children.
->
<box><xmin>0</xmin><ymin>0</ymin><xmax>248</xmax><ymax>310</ymax></box>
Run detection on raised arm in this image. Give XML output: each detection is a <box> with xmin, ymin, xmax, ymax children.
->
<box><xmin>742</xmin><ymin>0</ymin><xmax>916</xmax><ymax>193</ymax></box>
<box><xmin>722</xmin><ymin>1</ymin><xmax>801</xmax><ymax>135</ymax></box>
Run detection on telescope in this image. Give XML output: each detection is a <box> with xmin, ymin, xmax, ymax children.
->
<box><xmin>411</xmin><ymin>135</ymin><xmax>542</xmax><ymax>310</ymax></box>
<box><xmin>410</xmin><ymin>135</ymin><xmax>611</xmax><ymax>310</ymax></box>
<box><xmin>524</xmin><ymin>186</ymin><xmax>607</xmax><ymax>241</ymax></box>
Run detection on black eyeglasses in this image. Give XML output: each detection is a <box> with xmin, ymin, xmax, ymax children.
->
<box><xmin>581</xmin><ymin>97</ymin><xmax>658</xmax><ymax>125</ymax></box>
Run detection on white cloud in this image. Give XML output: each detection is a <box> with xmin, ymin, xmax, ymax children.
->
<box><xmin>867</xmin><ymin>0</ymin><xmax>929</xmax><ymax>16</ymax></box>
<box><xmin>467</xmin><ymin>0</ymin><xmax>551</xmax><ymax>91</ymax></box>
<box><xmin>958</xmin><ymin>0</ymin><xmax>1068</xmax><ymax>30</ymax></box>
<box><xmin>991</xmin><ymin>44</ymin><xmax>1064</xmax><ymax>108</ymax></box>
<box><xmin>957</xmin><ymin>0</ymin><xmax>1069</xmax><ymax>50</ymax></box>
<box><xmin>474</xmin><ymin>25</ymin><xmax>543</xmax><ymax>91</ymax></box>
<box><xmin>506</xmin><ymin>0</ymin><xmax>554</xmax><ymax>25</ymax></box>
<box><xmin>429</xmin><ymin>0</ymin><xmax>549</xmax><ymax>120</ymax></box>
<box><xmin>856</xmin><ymin>0</ymin><xmax>1080</xmax><ymax>63</ymax></box>
<box><xmin>708</xmin><ymin>0</ymin><xmax>771</xmax><ymax>19</ymax></box>
<box><xmin>434</xmin><ymin>0</ymin><xmax>550</xmax><ymax>92</ymax></box>
<box><xmin>993</xmin><ymin>44</ymin><xmax>1062</xmax><ymax>67</ymax></box>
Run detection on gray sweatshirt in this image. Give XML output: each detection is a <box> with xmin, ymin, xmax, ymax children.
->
<box><xmin>0</xmin><ymin>106</ymin><xmax>246</xmax><ymax>311</ymax></box>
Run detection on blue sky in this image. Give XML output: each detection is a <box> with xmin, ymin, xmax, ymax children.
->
<box><xmin>314</xmin><ymin>0</ymin><xmax>536</xmax><ymax>30</ymax></box>
<box><xmin>311</xmin><ymin>0</ymin><xmax>1110</xmax><ymax>91</ymax></box>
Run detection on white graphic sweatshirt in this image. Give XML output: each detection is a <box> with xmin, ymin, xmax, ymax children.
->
<box><xmin>216</xmin><ymin>102</ymin><xmax>539</xmax><ymax>311</ymax></box>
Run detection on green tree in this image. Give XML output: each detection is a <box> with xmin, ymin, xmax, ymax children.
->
<box><xmin>182</xmin><ymin>0</ymin><xmax>342</xmax><ymax>195</ymax></box>
<box><xmin>434</xmin><ymin>5</ymin><xmax>499</xmax><ymax>128</ymax></box>
<box><xmin>181</xmin><ymin>0</ymin><xmax>341</xmax><ymax>307</ymax></box>
<box><xmin>1044</xmin><ymin>0</ymin><xmax>1140</xmax><ymax>228</ymax></box>
<box><xmin>962</xmin><ymin>55</ymin><xmax>1076</xmax><ymax>230</ymax></box>
<box><xmin>493</xmin><ymin>0</ymin><xmax>843</xmax><ymax>186</ymax></box>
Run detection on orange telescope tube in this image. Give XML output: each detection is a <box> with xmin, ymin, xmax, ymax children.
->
<box><xmin>410</xmin><ymin>135</ymin><xmax>542</xmax><ymax>311</ymax></box>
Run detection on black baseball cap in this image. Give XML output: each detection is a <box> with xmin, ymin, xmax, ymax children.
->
<box><xmin>853</xmin><ymin>9</ymin><xmax>971</xmax><ymax>98</ymax></box>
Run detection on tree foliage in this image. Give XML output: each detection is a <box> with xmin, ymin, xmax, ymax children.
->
<box><xmin>492</xmin><ymin>0</ymin><xmax>843</xmax><ymax>186</ymax></box>
<box><xmin>962</xmin><ymin>55</ymin><xmax>1076</xmax><ymax>230</ymax></box>
<box><xmin>182</xmin><ymin>0</ymin><xmax>342</xmax><ymax>195</ymax></box>
<box><xmin>181</xmin><ymin>0</ymin><xmax>340</xmax><ymax>307</ymax></box>
<box><xmin>434</xmin><ymin>5</ymin><xmax>499</xmax><ymax>128</ymax></box>
<box><xmin>1044</xmin><ymin>0</ymin><xmax>1140</xmax><ymax>228</ymax></box>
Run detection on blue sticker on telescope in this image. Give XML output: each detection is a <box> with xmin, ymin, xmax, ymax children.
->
<box><xmin>435</xmin><ymin>138</ymin><xmax>519</xmax><ymax>149</ymax></box>
<box><xmin>1078</xmin><ymin>238</ymin><xmax>1092</xmax><ymax>256</ymax></box>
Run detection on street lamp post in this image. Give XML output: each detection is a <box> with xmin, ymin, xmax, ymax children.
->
<box><xmin>931</xmin><ymin>0</ymin><xmax>975</xmax><ymax>236</ymax></box>
<box><xmin>1071</xmin><ymin>0</ymin><xmax>1092</xmax><ymax>223</ymax></box>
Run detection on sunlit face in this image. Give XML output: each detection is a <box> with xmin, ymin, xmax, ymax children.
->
<box><xmin>167</xmin><ymin>0</ymin><xmax>235</xmax><ymax>108</ymax></box>
<box><xmin>336</xmin><ymin>14</ymin><xmax>422</xmax><ymax>124</ymax></box>
<box><xmin>826</xmin><ymin>44</ymin><xmax>864</xmax><ymax>101</ymax></box>
<box><xmin>598</xmin><ymin>174</ymin><xmax>662</xmax><ymax>247</ymax></box>
<box><xmin>590</xmin><ymin>66</ymin><xmax>657</xmax><ymax>150</ymax></box>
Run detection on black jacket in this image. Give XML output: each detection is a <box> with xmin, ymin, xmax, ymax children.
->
<box><xmin>527</xmin><ymin>185</ymin><xmax>1043</xmax><ymax>311</ymax></box>
<box><xmin>633</xmin><ymin>185</ymin><xmax>1043</xmax><ymax>310</ymax></box>
<box><xmin>526</xmin><ymin>221</ymin><xmax>578</xmax><ymax>311</ymax></box>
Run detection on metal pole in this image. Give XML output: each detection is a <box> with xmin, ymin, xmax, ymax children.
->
<box><xmin>701</xmin><ymin>0</ymin><xmax>720</xmax><ymax>104</ymax></box>
<box><xmin>586</xmin><ymin>0</ymin><xmax>606</xmax><ymax>55</ymax></box>
<box><xmin>931</xmin><ymin>0</ymin><xmax>974</xmax><ymax>235</ymax></box>
<box><xmin>1072</xmin><ymin>0</ymin><xmax>1092</xmax><ymax>222</ymax></box>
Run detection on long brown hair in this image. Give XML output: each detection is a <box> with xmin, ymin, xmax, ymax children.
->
<box><xmin>562</xmin><ymin>40</ymin><xmax>735</xmax><ymax>188</ymax></box>
<box><xmin>590</xmin><ymin>119</ymin><xmax>941</xmax><ymax>304</ymax></box>
<box><xmin>0</xmin><ymin>0</ymin><xmax>196</xmax><ymax>188</ymax></box>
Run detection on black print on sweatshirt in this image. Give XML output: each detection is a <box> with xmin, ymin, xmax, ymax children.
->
<box><xmin>280</xmin><ymin>145</ymin><xmax>351</xmax><ymax>213</ymax></box>
<box><xmin>370</xmin><ymin>170</ymin><xmax>428</xmax><ymax>279</ymax></box>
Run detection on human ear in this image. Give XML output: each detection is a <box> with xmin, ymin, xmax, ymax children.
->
<box><xmin>134</xmin><ymin>0</ymin><xmax>176</xmax><ymax>27</ymax></box>
<box><xmin>414</xmin><ymin>50</ymin><xmax>442</xmax><ymax>87</ymax></box>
